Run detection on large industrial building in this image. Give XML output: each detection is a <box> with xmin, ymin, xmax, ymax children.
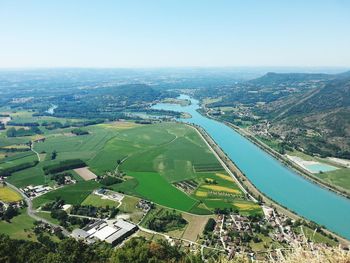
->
<box><xmin>71</xmin><ymin>219</ymin><xmax>138</xmax><ymax>246</ymax></box>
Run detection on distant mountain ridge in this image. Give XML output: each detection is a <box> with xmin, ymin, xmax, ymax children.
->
<box><xmin>248</xmin><ymin>72</ymin><xmax>333</xmax><ymax>86</ymax></box>
<box><xmin>258</xmin><ymin>71</ymin><xmax>350</xmax><ymax>117</ymax></box>
<box><xmin>284</xmin><ymin>77</ymin><xmax>350</xmax><ymax>116</ymax></box>
<box><xmin>258</xmin><ymin>71</ymin><xmax>350</xmax><ymax>157</ymax></box>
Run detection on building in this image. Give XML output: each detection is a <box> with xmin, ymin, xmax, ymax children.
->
<box><xmin>71</xmin><ymin>219</ymin><xmax>138</xmax><ymax>246</ymax></box>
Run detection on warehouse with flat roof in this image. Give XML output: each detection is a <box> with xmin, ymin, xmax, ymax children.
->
<box><xmin>71</xmin><ymin>219</ymin><xmax>138</xmax><ymax>246</ymax></box>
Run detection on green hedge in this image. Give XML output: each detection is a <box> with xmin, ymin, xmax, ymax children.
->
<box><xmin>43</xmin><ymin>159</ymin><xmax>86</xmax><ymax>175</ymax></box>
<box><xmin>0</xmin><ymin>161</ymin><xmax>39</xmax><ymax>177</ymax></box>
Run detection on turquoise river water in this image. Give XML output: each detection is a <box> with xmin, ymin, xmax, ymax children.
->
<box><xmin>153</xmin><ymin>95</ymin><xmax>350</xmax><ymax>240</ymax></box>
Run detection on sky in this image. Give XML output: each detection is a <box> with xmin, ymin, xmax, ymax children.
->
<box><xmin>0</xmin><ymin>0</ymin><xmax>350</xmax><ymax>68</ymax></box>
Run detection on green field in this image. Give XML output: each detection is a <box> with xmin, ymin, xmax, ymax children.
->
<box><xmin>36</xmin><ymin>211</ymin><xmax>61</xmax><ymax>225</ymax></box>
<box><xmin>4</xmin><ymin>119</ymin><xmax>258</xmax><ymax>215</ymax></box>
<box><xmin>7</xmin><ymin>166</ymin><xmax>47</xmax><ymax>188</ymax></box>
<box><xmin>112</xmin><ymin>171</ymin><xmax>198</xmax><ymax>211</ymax></box>
<box><xmin>32</xmin><ymin>181</ymin><xmax>100</xmax><ymax>208</ymax></box>
<box><xmin>89</xmin><ymin>123</ymin><xmax>258</xmax><ymax>214</ymax></box>
<box><xmin>118</xmin><ymin>195</ymin><xmax>141</xmax><ymax>214</ymax></box>
<box><xmin>316</xmin><ymin>168</ymin><xmax>350</xmax><ymax>191</ymax></box>
<box><xmin>4</xmin><ymin>124</ymin><xmax>117</xmax><ymax>187</ymax></box>
<box><xmin>0</xmin><ymin>209</ymin><xmax>36</xmax><ymax>240</ymax></box>
<box><xmin>81</xmin><ymin>193</ymin><xmax>119</xmax><ymax>208</ymax></box>
<box><xmin>0</xmin><ymin>152</ymin><xmax>37</xmax><ymax>170</ymax></box>
<box><xmin>90</xmin><ymin>123</ymin><xmax>221</xmax><ymax>179</ymax></box>
<box><xmin>0</xmin><ymin>136</ymin><xmax>30</xmax><ymax>148</ymax></box>
<box><xmin>33</xmin><ymin>126</ymin><xmax>116</xmax><ymax>162</ymax></box>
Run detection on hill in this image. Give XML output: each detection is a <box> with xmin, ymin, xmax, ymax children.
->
<box><xmin>275</xmin><ymin>77</ymin><xmax>350</xmax><ymax>116</ymax></box>
<box><xmin>260</xmin><ymin>74</ymin><xmax>350</xmax><ymax>158</ymax></box>
<box><xmin>249</xmin><ymin>72</ymin><xmax>333</xmax><ymax>86</ymax></box>
<box><xmin>198</xmin><ymin>70</ymin><xmax>350</xmax><ymax>158</ymax></box>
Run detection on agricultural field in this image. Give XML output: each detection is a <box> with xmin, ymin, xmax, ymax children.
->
<box><xmin>191</xmin><ymin>172</ymin><xmax>261</xmax><ymax>215</ymax></box>
<box><xmin>112</xmin><ymin>171</ymin><xmax>198</xmax><ymax>212</ymax></box>
<box><xmin>89</xmin><ymin>122</ymin><xmax>259</xmax><ymax>215</ymax></box>
<box><xmin>0</xmin><ymin>209</ymin><xmax>36</xmax><ymax>240</ymax></box>
<box><xmin>0</xmin><ymin>186</ymin><xmax>22</xmax><ymax>203</ymax></box>
<box><xmin>317</xmin><ymin>168</ymin><xmax>350</xmax><ymax>191</ymax></box>
<box><xmin>32</xmin><ymin>181</ymin><xmax>100</xmax><ymax>208</ymax></box>
<box><xmin>2</xmin><ymin>115</ymin><xmax>258</xmax><ymax>216</ymax></box>
<box><xmin>81</xmin><ymin>193</ymin><xmax>119</xmax><ymax>208</ymax></box>
<box><xmin>3</xmin><ymin>124</ymin><xmax>126</xmax><ymax>187</ymax></box>
<box><xmin>33</xmin><ymin>126</ymin><xmax>115</xmax><ymax>162</ymax></box>
<box><xmin>181</xmin><ymin>213</ymin><xmax>211</xmax><ymax>242</ymax></box>
<box><xmin>2</xmin><ymin>109</ymin><xmax>85</xmax><ymax>127</ymax></box>
<box><xmin>0</xmin><ymin>152</ymin><xmax>37</xmax><ymax>170</ymax></box>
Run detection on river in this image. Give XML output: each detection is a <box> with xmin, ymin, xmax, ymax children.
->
<box><xmin>153</xmin><ymin>95</ymin><xmax>350</xmax><ymax>240</ymax></box>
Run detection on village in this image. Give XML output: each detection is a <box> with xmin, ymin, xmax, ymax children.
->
<box><xmin>199</xmin><ymin>205</ymin><xmax>336</xmax><ymax>261</ymax></box>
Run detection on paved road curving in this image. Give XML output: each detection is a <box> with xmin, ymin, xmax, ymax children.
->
<box><xmin>5</xmin><ymin>182</ymin><xmax>69</xmax><ymax>236</ymax></box>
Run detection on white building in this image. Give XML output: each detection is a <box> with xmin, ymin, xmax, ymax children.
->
<box><xmin>71</xmin><ymin>219</ymin><xmax>138</xmax><ymax>246</ymax></box>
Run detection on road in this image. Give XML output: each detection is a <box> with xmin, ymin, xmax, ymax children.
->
<box><xmin>5</xmin><ymin>181</ymin><xmax>69</xmax><ymax>236</ymax></box>
<box><xmin>30</xmin><ymin>141</ymin><xmax>41</xmax><ymax>161</ymax></box>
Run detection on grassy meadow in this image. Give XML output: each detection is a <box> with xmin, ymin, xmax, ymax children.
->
<box><xmin>81</xmin><ymin>193</ymin><xmax>119</xmax><ymax>208</ymax></box>
<box><xmin>0</xmin><ymin>209</ymin><xmax>36</xmax><ymax>240</ymax></box>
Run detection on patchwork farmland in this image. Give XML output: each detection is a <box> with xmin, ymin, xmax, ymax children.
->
<box><xmin>1</xmin><ymin>117</ymin><xmax>259</xmax><ymax>218</ymax></box>
<box><xmin>88</xmin><ymin>122</ymin><xmax>259</xmax><ymax>214</ymax></box>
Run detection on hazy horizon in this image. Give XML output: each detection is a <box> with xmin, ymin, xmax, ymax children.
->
<box><xmin>1</xmin><ymin>0</ymin><xmax>350</xmax><ymax>68</ymax></box>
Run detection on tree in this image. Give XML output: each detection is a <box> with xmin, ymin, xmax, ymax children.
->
<box><xmin>109</xmin><ymin>207</ymin><xmax>119</xmax><ymax>219</ymax></box>
<box><xmin>6</xmin><ymin>127</ymin><xmax>16</xmax><ymax>137</ymax></box>
<box><xmin>204</xmin><ymin>218</ymin><xmax>216</xmax><ymax>234</ymax></box>
<box><xmin>2</xmin><ymin>205</ymin><xmax>19</xmax><ymax>221</ymax></box>
<box><xmin>51</xmin><ymin>150</ymin><xmax>57</xmax><ymax>160</ymax></box>
<box><xmin>51</xmin><ymin>209</ymin><xmax>68</xmax><ymax>226</ymax></box>
<box><xmin>37</xmin><ymin>234</ymin><xmax>56</xmax><ymax>251</ymax></box>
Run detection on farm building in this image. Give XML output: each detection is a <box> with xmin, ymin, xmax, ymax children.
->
<box><xmin>71</xmin><ymin>219</ymin><xmax>138</xmax><ymax>246</ymax></box>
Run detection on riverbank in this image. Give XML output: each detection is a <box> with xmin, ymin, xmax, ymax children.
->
<box><xmin>200</xmin><ymin>105</ymin><xmax>350</xmax><ymax>200</ymax></box>
<box><xmin>196</xmin><ymin>109</ymin><xmax>350</xmax><ymax>244</ymax></box>
<box><xmin>191</xmin><ymin>122</ymin><xmax>350</xmax><ymax>246</ymax></box>
<box><xmin>153</xmin><ymin>95</ymin><xmax>350</xmax><ymax>243</ymax></box>
<box><xmin>224</xmin><ymin>121</ymin><xmax>350</xmax><ymax>200</ymax></box>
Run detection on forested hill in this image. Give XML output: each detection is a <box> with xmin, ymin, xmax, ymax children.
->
<box><xmin>197</xmin><ymin>70</ymin><xmax>350</xmax><ymax>158</ymax></box>
<box><xmin>280</xmin><ymin>76</ymin><xmax>350</xmax><ymax>117</ymax></box>
<box><xmin>260</xmin><ymin>73</ymin><xmax>350</xmax><ymax>158</ymax></box>
<box><xmin>248</xmin><ymin>72</ymin><xmax>333</xmax><ymax>86</ymax></box>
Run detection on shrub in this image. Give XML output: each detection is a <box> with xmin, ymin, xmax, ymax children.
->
<box><xmin>100</xmin><ymin>176</ymin><xmax>122</xmax><ymax>186</ymax></box>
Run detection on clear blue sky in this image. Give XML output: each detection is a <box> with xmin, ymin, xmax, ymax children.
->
<box><xmin>0</xmin><ymin>0</ymin><xmax>349</xmax><ymax>68</ymax></box>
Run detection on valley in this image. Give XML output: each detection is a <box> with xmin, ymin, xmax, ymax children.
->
<box><xmin>0</xmin><ymin>69</ymin><xmax>349</xmax><ymax>262</ymax></box>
